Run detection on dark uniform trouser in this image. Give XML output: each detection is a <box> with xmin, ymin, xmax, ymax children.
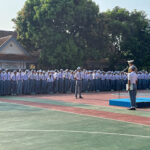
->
<box><xmin>36</xmin><ymin>80</ymin><xmax>41</xmax><ymax>94</ymax></box>
<box><xmin>4</xmin><ymin>80</ymin><xmax>10</xmax><ymax>95</ymax></box>
<box><xmin>47</xmin><ymin>82</ymin><xmax>53</xmax><ymax>93</ymax></box>
<box><xmin>64</xmin><ymin>78</ymin><xmax>69</xmax><ymax>93</ymax></box>
<box><xmin>17</xmin><ymin>80</ymin><xmax>23</xmax><ymax>95</ymax></box>
<box><xmin>129</xmin><ymin>84</ymin><xmax>137</xmax><ymax>108</ymax></box>
<box><xmin>54</xmin><ymin>79</ymin><xmax>59</xmax><ymax>93</ymax></box>
<box><xmin>0</xmin><ymin>80</ymin><xmax>4</xmax><ymax>95</ymax></box>
<box><xmin>75</xmin><ymin>80</ymin><xmax>82</xmax><ymax>98</ymax></box>
<box><xmin>12</xmin><ymin>81</ymin><xmax>17</xmax><ymax>95</ymax></box>
<box><xmin>42</xmin><ymin>80</ymin><xmax>47</xmax><ymax>94</ymax></box>
<box><xmin>70</xmin><ymin>80</ymin><xmax>75</xmax><ymax>93</ymax></box>
<box><xmin>30</xmin><ymin>79</ymin><xmax>35</xmax><ymax>94</ymax></box>
<box><xmin>23</xmin><ymin>80</ymin><xmax>30</xmax><ymax>94</ymax></box>
<box><xmin>59</xmin><ymin>79</ymin><xmax>64</xmax><ymax>93</ymax></box>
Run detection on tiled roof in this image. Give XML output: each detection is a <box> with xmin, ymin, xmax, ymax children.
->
<box><xmin>0</xmin><ymin>30</ymin><xmax>17</xmax><ymax>38</ymax></box>
<box><xmin>0</xmin><ymin>35</ymin><xmax>12</xmax><ymax>47</ymax></box>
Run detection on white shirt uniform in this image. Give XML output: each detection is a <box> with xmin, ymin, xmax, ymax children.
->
<box><xmin>128</xmin><ymin>72</ymin><xmax>138</xmax><ymax>84</ymax></box>
<box><xmin>16</xmin><ymin>72</ymin><xmax>24</xmax><ymax>80</ymax></box>
<box><xmin>4</xmin><ymin>72</ymin><xmax>11</xmax><ymax>80</ymax></box>
<box><xmin>47</xmin><ymin>75</ymin><xmax>54</xmax><ymax>82</ymax></box>
<box><xmin>11</xmin><ymin>73</ymin><xmax>17</xmax><ymax>81</ymax></box>
<box><xmin>75</xmin><ymin>72</ymin><xmax>82</xmax><ymax>80</ymax></box>
<box><xmin>23</xmin><ymin>73</ymin><xmax>29</xmax><ymax>80</ymax></box>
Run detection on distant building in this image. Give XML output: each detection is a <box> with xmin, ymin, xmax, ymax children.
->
<box><xmin>0</xmin><ymin>35</ymin><xmax>36</xmax><ymax>70</ymax></box>
<box><xmin>0</xmin><ymin>30</ymin><xmax>17</xmax><ymax>38</ymax></box>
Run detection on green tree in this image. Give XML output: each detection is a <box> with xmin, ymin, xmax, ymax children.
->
<box><xmin>103</xmin><ymin>7</ymin><xmax>150</xmax><ymax>70</ymax></box>
<box><xmin>13</xmin><ymin>0</ymin><xmax>103</xmax><ymax>69</ymax></box>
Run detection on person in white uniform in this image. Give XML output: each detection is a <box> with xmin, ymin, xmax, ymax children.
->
<box><xmin>128</xmin><ymin>66</ymin><xmax>138</xmax><ymax>110</ymax></box>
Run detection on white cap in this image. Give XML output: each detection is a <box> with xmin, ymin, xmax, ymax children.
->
<box><xmin>127</xmin><ymin>60</ymin><xmax>134</xmax><ymax>63</ymax></box>
<box><xmin>77</xmin><ymin>67</ymin><xmax>81</xmax><ymax>70</ymax></box>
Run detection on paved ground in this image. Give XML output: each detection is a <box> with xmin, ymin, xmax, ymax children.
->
<box><xmin>0</xmin><ymin>91</ymin><xmax>150</xmax><ymax>150</ymax></box>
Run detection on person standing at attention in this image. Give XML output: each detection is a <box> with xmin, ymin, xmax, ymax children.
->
<box><xmin>75</xmin><ymin>67</ymin><xmax>83</xmax><ymax>99</ymax></box>
<box><xmin>128</xmin><ymin>66</ymin><xmax>138</xmax><ymax>110</ymax></box>
<box><xmin>127</xmin><ymin>60</ymin><xmax>137</xmax><ymax>73</ymax></box>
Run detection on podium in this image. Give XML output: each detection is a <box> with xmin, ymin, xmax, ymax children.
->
<box><xmin>109</xmin><ymin>98</ymin><xmax>150</xmax><ymax>108</ymax></box>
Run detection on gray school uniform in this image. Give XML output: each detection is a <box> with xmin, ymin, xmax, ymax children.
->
<box><xmin>101</xmin><ymin>73</ymin><xmax>106</xmax><ymax>91</ymax></box>
<box><xmin>29</xmin><ymin>72</ymin><xmax>36</xmax><ymax>94</ymax></box>
<box><xmin>92</xmin><ymin>72</ymin><xmax>97</xmax><ymax>91</ymax></box>
<box><xmin>115</xmin><ymin>74</ymin><xmax>121</xmax><ymax>91</ymax></box>
<box><xmin>54</xmin><ymin>72</ymin><xmax>59</xmax><ymax>93</ymax></box>
<box><xmin>47</xmin><ymin>74</ymin><xmax>54</xmax><ymax>94</ymax></box>
<box><xmin>69</xmin><ymin>72</ymin><xmax>75</xmax><ymax>92</ymax></box>
<box><xmin>83</xmin><ymin>72</ymin><xmax>88</xmax><ymax>92</ymax></box>
<box><xmin>35</xmin><ymin>73</ymin><xmax>41</xmax><ymax>94</ymax></box>
<box><xmin>23</xmin><ymin>72</ymin><xmax>30</xmax><ymax>94</ymax></box>
<box><xmin>75</xmin><ymin>71</ymin><xmax>82</xmax><ymax>98</ymax></box>
<box><xmin>41</xmin><ymin>73</ymin><xmax>47</xmax><ymax>94</ymax></box>
<box><xmin>58</xmin><ymin>71</ymin><xmax>64</xmax><ymax>93</ymax></box>
<box><xmin>0</xmin><ymin>72</ymin><xmax>5</xmax><ymax>95</ymax></box>
<box><xmin>87</xmin><ymin>72</ymin><xmax>92</xmax><ymax>91</ymax></box>
<box><xmin>64</xmin><ymin>71</ymin><xmax>70</xmax><ymax>93</ymax></box>
<box><xmin>11</xmin><ymin>72</ymin><xmax>17</xmax><ymax>95</ymax></box>
<box><xmin>95</xmin><ymin>72</ymin><xmax>100</xmax><ymax>91</ymax></box>
<box><xmin>148</xmin><ymin>73</ymin><xmax>150</xmax><ymax>89</ymax></box>
<box><xmin>16</xmin><ymin>72</ymin><xmax>23</xmax><ymax>95</ymax></box>
<box><xmin>3</xmin><ymin>71</ymin><xmax>11</xmax><ymax>95</ymax></box>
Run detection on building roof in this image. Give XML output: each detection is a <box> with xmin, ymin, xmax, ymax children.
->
<box><xmin>0</xmin><ymin>35</ymin><xmax>37</xmax><ymax>63</ymax></box>
<box><xmin>0</xmin><ymin>30</ymin><xmax>17</xmax><ymax>38</ymax></box>
<box><xmin>0</xmin><ymin>35</ymin><xmax>12</xmax><ymax>47</ymax></box>
<box><xmin>0</xmin><ymin>35</ymin><xmax>30</xmax><ymax>56</ymax></box>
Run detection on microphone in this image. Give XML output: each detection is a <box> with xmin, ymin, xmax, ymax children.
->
<box><xmin>122</xmin><ymin>66</ymin><xmax>128</xmax><ymax>72</ymax></box>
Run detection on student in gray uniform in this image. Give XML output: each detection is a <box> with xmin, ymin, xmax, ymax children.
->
<box><xmin>54</xmin><ymin>70</ymin><xmax>59</xmax><ymax>93</ymax></box>
<box><xmin>47</xmin><ymin>72</ymin><xmax>54</xmax><ymax>94</ymax></box>
<box><xmin>35</xmin><ymin>71</ymin><xmax>41</xmax><ymax>94</ymax></box>
<box><xmin>95</xmin><ymin>70</ymin><xmax>100</xmax><ymax>92</ymax></box>
<box><xmin>41</xmin><ymin>71</ymin><xmax>47</xmax><ymax>94</ymax></box>
<box><xmin>3</xmin><ymin>69</ymin><xmax>11</xmax><ymax>95</ymax></box>
<box><xmin>69</xmin><ymin>71</ymin><xmax>75</xmax><ymax>93</ymax></box>
<box><xmin>75</xmin><ymin>67</ymin><xmax>83</xmax><ymax>99</ymax></box>
<box><xmin>58</xmin><ymin>69</ymin><xmax>64</xmax><ymax>93</ymax></box>
<box><xmin>87</xmin><ymin>71</ymin><xmax>93</xmax><ymax>91</ymax></box>
<box><xmin>64</xmin><ymin>69</ymin><xmax>70</xmax><ymax>93</ymax></box>
<box><xmin>101</xmin><ymin>72</ymin><xmax>106</xmax><ymax>91</ymax></box>
<box><xmin>23</xmin><ymin>70</ymin><xmax>29</xmax><ymax>94</ymax></box>
<box><xmin>92</xmin><ymin>70</ymin><xmax>97</xmax><ymax>92</ymax></box>
<box><xmin>0</xmin><ymin>69</ymin><xmax>4</xmax><ymax>96</ymax></box>
<box><xmin>16</xmin><ymin>69</ymin><xmax>23</xmax><ymax>95</ymax></box>
<box><xmin>105</xmin><ymin>72</ymin><xmax>110</xmax><ymax>91</ymax></box>
<box><xmin>81</xmin><ymin>69</ymin><xmax>85</xmax><ymax>92</ymax></box>
<box><xmin>29</xmin><ymin>70</ymin><xmax>36</xmax><ymax>94</ymax></box>
<box><xmin>11</xmin><ymin>70</ymin><xmax>17</xmax><ymax>95</ymax></box>
<box><xmin>116</xmin><ymin>72</ymin><xmax>121</xmax><ymax>91</ymax></box>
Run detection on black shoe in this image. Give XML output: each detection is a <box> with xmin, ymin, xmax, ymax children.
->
<box><xmin>128</xmin><ymin>107</ymin><xmax>136</xmax><ymax>110</ymax></box>
<box><xmin>79</xmin><ymin>96</ymin><xmax>83</xmax><ymax>99</ymax></box>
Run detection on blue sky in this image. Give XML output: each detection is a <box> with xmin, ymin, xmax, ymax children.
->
<box><xmin>0</xmin><ymin>0</ymin><xmax>150</xmax><ymax>31</ymax></box>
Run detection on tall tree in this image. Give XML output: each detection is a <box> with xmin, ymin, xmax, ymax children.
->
<box><xmin>103</xmin><ymin>7</ymin><xmax>150</xmax><ymax>70</ymax></box>
<box><xmin>13</xmin><ymin>0</ymin><xmax>103</xmax><ymax>69</ymax></box>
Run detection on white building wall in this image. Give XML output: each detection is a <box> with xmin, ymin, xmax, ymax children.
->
<box><xmin>0</xmin><ymin>61</ymin><xmax>26</xmax><ymax>70</ymax></box>
<box><xmin>0</xmin><ymin>41</ymin><xmax>25</xmax><ymax>55</ymax></box>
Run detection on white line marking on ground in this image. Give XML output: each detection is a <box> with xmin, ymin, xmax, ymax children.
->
<box><xmin>0</xmin><ymin>129</ymin><xmax>150</xmax><ymax>139</ymax></box>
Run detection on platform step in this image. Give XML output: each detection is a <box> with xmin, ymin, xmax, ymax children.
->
<box><xmin>109</xmin><ymin>98</ymin><xmax>150</xmax><ymax>108</ymax></box>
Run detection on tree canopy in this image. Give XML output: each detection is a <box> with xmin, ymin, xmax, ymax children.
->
<box><xmin>13</xmin><ymin>0</ymin><xmax>150</xmax><ymax>70</ymax></box>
